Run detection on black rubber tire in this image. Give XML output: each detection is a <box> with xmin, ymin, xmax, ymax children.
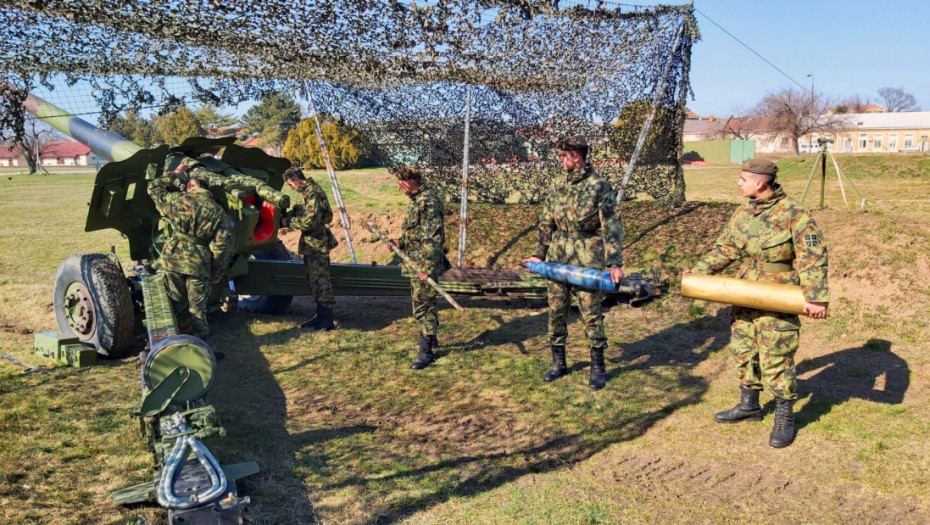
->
<box><xmin>238</xmin><ymin>240</ymin><xmax>295</xmax><ymax>315</ymax></box>
<box><xmin>53</xmin><ymin>253</ymin><xmax>135</xmax><ymax>358</ymax></box>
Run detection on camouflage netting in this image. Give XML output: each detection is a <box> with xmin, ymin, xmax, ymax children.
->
<box><xmin>0</xmin><ymin>0</ymin><xmax>698</xmax><ymax>205</ymax></box>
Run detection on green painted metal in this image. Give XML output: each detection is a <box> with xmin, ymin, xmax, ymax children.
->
<box><xmin>141</xmin><ymin>366</ymin><xmax>191</xmax><ymax>417</ymax></box>
<box><xmin>33</xmin><ymin>331</ymin><xmax>97</xmax><ymax>368</ymax></box>
<box><xmin>681</xmin><ymin>140</ymin><xmax>755</xmax><ymax>164</ymax></box>
<box><xmin>140</xmin><ymin>274</ymin><xmax>179</xmax><ymax>346</ymax></box>
<box><xmin>142</xmin><ymin>339</ymin><xmax>214</xmax><ymax>404</ymax></box>
<box><xmin>22</xmin><ymin>91</ymin><xmax>141</xmax><ymax>162</ymax></box>
<box><xmin>729</xmin><ymin>140</ymin><xmax>756</xmax><ymax>164</ymax></box>
<box><xmin>681</xmin><ymin>140</ymin><xmax>731</xmax><ymax>163</ymax></box>
<box><xmin>234</xmin><ymin>261</ymin><xmax>550</xmax><ymax>299</ymax></box>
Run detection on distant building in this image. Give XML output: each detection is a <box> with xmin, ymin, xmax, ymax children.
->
<box><xmin>682</xmin><ymin>116</ymin><xmax>727</xmax><ymax>141</ymax></box>
<box><xmin>0</xmin><ymin>144</ymin><xmax>26</xmax><ymax>167</ymax></box>
<box><xmin>802</xmin><ymin>112</ymin><xmax>930</xmax><ymax>153</ymax></box>
<box><xmin>40</xmin><ymin>141</ymin><xmax>92</xmax><ymax>166</ymax></box>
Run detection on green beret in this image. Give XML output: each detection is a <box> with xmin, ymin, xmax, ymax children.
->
<box><xmin>557</xmin><ymin>134</ymin><xmax>590</xmax><ymax>153</ymax></box>
<box><xmin>742</xmin><ymin>158</ymin><xmax>778</xmax><ymax>177</ymax></box>
<box><xmin>393</xmin><ymin>166</ymin><xmax>422</xmax><ymax>181</ymax></box>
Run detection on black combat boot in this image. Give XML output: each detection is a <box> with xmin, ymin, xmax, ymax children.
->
<box><xmin>769</xmin><ymin>398</ymin><xmax>796</xmax><ymax>448</ymax></box>
<box><xmin>411</xmin><ymin>334</ymin><xmax>435</xmax><ymax>370</ymax></box>
<box><xmin>589</xmin><ymin>348</ymin><xmax>606</xmax><ymax>390</ymax></box>
<box><xmin>543</xmin><ymin>345</ymin><xmax>568</xmax><ymax>382</ymax></box>
<box><xmin>713</xmin><ymin>386</ymin><xmax>763</xmax><ymax>423</ymax></box>
<box><xmin>300</xmin><ymin>304</ymin><xmax>335</xmax><ymax>331</ymax></box>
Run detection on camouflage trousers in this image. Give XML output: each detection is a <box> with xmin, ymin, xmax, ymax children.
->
<box><xmin>547</xmin><ymin>281</ymin><xmax>607</xmax><ymax>349</ymax></box>
<box><xmin>410</xmin><ymin>278</ymin><xmax>439</xmax><ymax>336</ymax></box>
<box><xmin>162</xmin><ymin>271</ymin><xmax>211</xmax><ymax>339</ymax></box>
<box><xmin>730</xmin><ymin>307</ymin><xmax>800</xmax><ymax>400</ymax></box>
<box><xmin>303</xmin><ymin>250</ymin><xmax>335</xmax><ymax>307</ymax></box>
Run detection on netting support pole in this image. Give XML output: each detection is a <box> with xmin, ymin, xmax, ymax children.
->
<box><xmin>616</xmin><ymin>21</ymin><xmax>686</xmax><ymax>204</ymax></box>
<box><xmin>302</xmin><ymin>80</ymin><xmax>357</xmax><ymax>263</ymax></box>
<box><xmin>457</xmin><ymin>84</ymin><xmax>472</xmax><ymax>268</ymax></box>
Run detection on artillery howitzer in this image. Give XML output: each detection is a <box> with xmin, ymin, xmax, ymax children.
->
<box><xmin>19</xmin><ymin>88</ymin><xmax>662</xmax><ymax>519</ymax></box>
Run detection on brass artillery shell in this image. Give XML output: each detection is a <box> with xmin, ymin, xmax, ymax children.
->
<box><xmin>681</xmin><ymin>274</ymin><xmax>806</xmax><ymax>316</ymax></box>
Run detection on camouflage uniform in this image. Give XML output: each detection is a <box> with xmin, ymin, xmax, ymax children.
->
<box><xmin>692</xmin><ymin>185</ymin><xmax>829</xmax><ymax>400</ymax></box>
<box><xmin>286</xmin><ymin>177</ymin><xmax>338</xmax><ymax>307</ymax></box>
<box><xmin>148</xmin><ymin>174</ymin><xmax>231</xmax><ymax>338</ymax></box>
<box><xmin>532</xmin><ymin>165</ymin><xmax>623</xmax><ymax>350</ymax></box>
<box><xmin>398</xmin><ymin>183</ymin><xmax>451</xmax><ymax>336</ymax></box>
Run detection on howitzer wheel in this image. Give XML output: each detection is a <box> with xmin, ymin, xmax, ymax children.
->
<box><xmin>238</xmin><ymin>240</ymin><xmax>294</xmax><ymax>315</ymax></box>
<box><xmin>53</xmin><ymin>253</ymin><xmax>135</xmax><ymax>358</ymax></box>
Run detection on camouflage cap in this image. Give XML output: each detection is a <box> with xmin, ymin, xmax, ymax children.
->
<box><xmin>393</xmin><ymin>166</ymin><xmax>422</xmax><ymax>181</ymax></box>
<box><xmin>742</xmin><ymin>158</ymin><xmax>778</xmax><ymax>178</ymax></box>
<box><xmin>557</xmin><ymin>134</ymin><xmax>590</xmax><ymax>153</ymax></box>
<box><xmin>283</xmin><ymin>167</ymin><xmax>306</xmax><ymax>180</ymax></box>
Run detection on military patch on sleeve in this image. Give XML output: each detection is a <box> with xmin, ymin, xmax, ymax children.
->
<box><xmin>805</xmin><ymin>234</ymin><xmax>819</xmax><ymax>248</ymax></box>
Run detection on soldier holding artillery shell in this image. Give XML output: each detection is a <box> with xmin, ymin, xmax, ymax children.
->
<box><xmin>687</xmin><ymin>158</ymin><xmax>829</xmax><ymax>448</ymax></box>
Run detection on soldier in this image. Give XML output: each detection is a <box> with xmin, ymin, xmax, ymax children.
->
<box><xmin>280</xmin><ymin>167</ymin><xmax>338</xmax><ymax>331</ymax></box>
<box><xmin>148</xmin><ymin>156</ymin><xmax>231</xmax><ymax>339</ymax></box>
<box><xmin>393</xmin><ymin>166</ymin><xmax>451</xmax><ymax>370</ymax></box>
<box><xmin>163</xmin><ymin>152</ymin><xmax>291</xmax><ymax>210</ymax></box>
<box><xmin>688</xmin><ymin>158</ymin><xmax>829</xmax><ymax>448</ymax></box>
<box><xmin>523</xmin><ymin>135</ymin><xmax>624</xmax><ymax>390</ymax></box>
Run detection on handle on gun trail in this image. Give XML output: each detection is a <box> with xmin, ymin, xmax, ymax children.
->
<box><xmin>365</xmin><ymin>221</ymin><xmax>464</xmax><ymax>311</ymax></box>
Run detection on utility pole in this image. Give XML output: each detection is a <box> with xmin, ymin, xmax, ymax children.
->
<box><xmin>806</xmin><ymin>73</ymin><xmax>814</xmax><ymax>152</ymax></box>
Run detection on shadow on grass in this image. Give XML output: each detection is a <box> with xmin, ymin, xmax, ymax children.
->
<box><xmin>206</xmin><ymin>313</ymin><xmax>319</xmax><ymax>524</ymax></box>
<box><xmin>622</xmin><ymin>202</ymin><xmax>701</xmax><ymax>250</ymax></box>
<box><xmin>795</xmin><ymin>338</ymin><xmax>909</xmax><ymax>429</ymax></box>
<box><xmin>286</xmin><ymin>310</ymin><xmax>728</xmax><ymax>524</ymax></box>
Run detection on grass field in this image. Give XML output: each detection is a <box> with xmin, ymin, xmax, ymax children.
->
<box><xmin>1</xmin><ymin>155</ymin><xmax>929</xmax><ymax>524</ymax></box>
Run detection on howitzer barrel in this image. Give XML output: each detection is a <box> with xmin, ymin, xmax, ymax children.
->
<box><xmin>20</xmin><ymin>90</ymin><xmax>141</xmax><ymax>162</ymax></box>
<box><xmin>680</xmin><ymin>274</ymin><xmax>806</xmax><ymax>315</ymax></box>
<box><xmin>524</xmin><ymin>261</ymin><xmax>633</xmax><ymax>293</ymax></box>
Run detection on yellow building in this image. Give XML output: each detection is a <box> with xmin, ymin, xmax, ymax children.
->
<box><xmin>802</xmin><ymin>112</ymin><xmax>930</xmax><ymax>154</ymax></box>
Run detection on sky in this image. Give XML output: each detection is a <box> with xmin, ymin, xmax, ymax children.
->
<box><xmin>666</xmin><ymin>0</ymin><xmax>930</xmax><ymax>117</ymax></box>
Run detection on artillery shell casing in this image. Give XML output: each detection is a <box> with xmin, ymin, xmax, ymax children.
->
<box><xmin>680</xmin><ymin>274</ymin><xmax>806</xmax><ymax>315</ymax></box>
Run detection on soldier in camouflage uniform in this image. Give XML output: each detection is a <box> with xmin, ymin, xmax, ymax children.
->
<box><xmin>523</xmin><ymin>136</ymin><xmax>624</xmax><ymax>390</ymax></box>
<box><xmin>148</xmin><ymin>156</ymin><xmax>231</xmax><ymax>339</ymax></box>
<box><xmin>163</xmin><ymin>152</ymin><xmax>290</xmax><ymax>210</ymax></box>
<box><xmin>281</xmin><ymin>167</ymin><xmax>339</xmax><ymax>331</ymax></box>
<box><xmin>689</xmin><ymin>158</ymin><xmax>829</xmax><ymax>448</ymax></box>
<box><xmin>393</xmin><ymin>166</ymin><xmax>451</xmax><ymax>370</ymax></box>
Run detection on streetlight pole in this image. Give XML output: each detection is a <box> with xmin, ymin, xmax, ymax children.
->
<box><xmin>807</xmin><ymin>73</ymin><xmax>814</xmax><ymax>152</ymax></box>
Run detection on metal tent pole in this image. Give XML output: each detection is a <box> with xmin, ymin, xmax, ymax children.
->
<box><xmin>302</xmin><ymin>80</ymin><xmax>357</xmax><ymax>263</ymax></box>
<box><xmin>457</xmin><ymin>85</ymin><xmax>472</xmax><ymax>268</ymax></box>
<box><xmin>616</xmin><ymin>21</ymin><xmax>686</xmax><ymax>204</ymax></box>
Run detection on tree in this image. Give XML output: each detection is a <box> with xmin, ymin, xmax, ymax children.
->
<box><xmin>194</xmin><ymin>104</ymin><xmax>237</xmax><ymax>137</ymax></box>
<box><xmin>877</xmin><ymin>87</ymin><xmax>919</xmax><ymax>112</ymax></box>
<box><xmin>14</xmin><ymin>117</ymin><xmax>58</xmax><ymax>174</ymax></box>
<box><xmin>240</xmin><ymin>91</ymin><xmax>301</xmax><ymax>156</ymax></box>
<box><xmin>283</xmin><ymin>117</ymin><xmax>370</xmax><ymax>169</ymax></box>
<box><xmin>832</xmin><ymin>94</ymin><xmax>870</xmax><ymax>114</ymax></box>
<box><xmin>151</xmin><ymin>106</ymin><xmax>205</xmax><ymax>145</ymax></box>
<box><xmin>752</xmin><ymin>86</ymin><xmax>847</xmax><ymax>155</ymax></box>
<box><xmin>108</xmin><ymin>109</ymin><xmax>154</xmax><ymax>147</ymax></box>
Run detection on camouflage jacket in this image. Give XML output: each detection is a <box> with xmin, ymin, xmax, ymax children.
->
<box><xmin>287</xmin><ymin>178</ymin><xmax>338</xmax><ymax>255</ymax></box>
<box><xmin>692</xmin><ymin>186</ymin><xmax>830</xmax><ymax>303</ymax></box>
<box><xmin>398</xmin><ymin>184</ymin><xmax>451</xmax><ymax>278</ymax></box>
<box><xmin>148</xmin><ymin>175</ymin><xmax>231</xmax><ymax>280</ymax></box>
<box><xmin>532</xmin><ymin>165</ymin><xmax>623</xmax><ymax>269</ymax></box>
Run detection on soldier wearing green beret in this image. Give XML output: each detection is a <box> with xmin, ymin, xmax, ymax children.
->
<box><xmin>688</xmin><ymin>158</ymin><xmax>829</xmax><ymax>448</ymax></box>
<box><xmin>149</xmin><ymin>157</ymin><xmax>231</xmax><ymax>339</ymax></box>
<box><xmin>523</xmin><ymin>135</ymin><xmax>624</xmax><ymax>390</ymax></box>
<box><xmin>281</xmin><ymin>167</ymin><xmax>339</xmax><ymax>331</ymax></box>
<box><xmin>392</xmin><ymin>166</ymin><xmax>451</xmax><ymax>370</ymax></box>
